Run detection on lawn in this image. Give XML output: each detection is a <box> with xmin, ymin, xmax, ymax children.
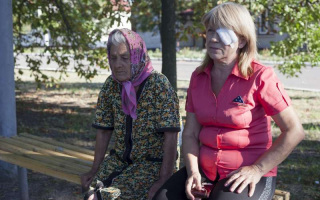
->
<box><xmin>0</xmin><ymin>70</ymin><xmax>319</xmax><ymax>200</ymax></box>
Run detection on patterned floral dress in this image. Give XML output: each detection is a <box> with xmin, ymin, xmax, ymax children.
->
<box><xmin>90</xmin><ymin>70</ymin><xmax>180</xmax><ymax>199</ymax></box>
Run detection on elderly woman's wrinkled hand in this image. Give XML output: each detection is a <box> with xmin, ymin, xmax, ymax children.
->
<box><xmin>225</xmin><ymin>165</ymin><xmax>264</xmax><ymax>197</ymax></box>
<box><xmin>81</xmin><ymin>171</ymin><xmax>95</xmax><ymax>192</ymax></box>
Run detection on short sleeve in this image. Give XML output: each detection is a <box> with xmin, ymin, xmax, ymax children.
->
<box><xmin>257</xmin><ymin>67</ymin><xmax>291</xmax><ymax>116</ymax></box>
<box><xmin>185</xmin><ymin>71</ymin><xmax>196</xmax><ymax>113</ymax></box>
<box><xmin>156</xmin><ymin>74</ymin><xmax>181</xmax><ymax>132</ymax></box>
<box><xmin>92</xmin><ymin>77</ymin><xmax>114</xmax><ymax>130</ymax></box>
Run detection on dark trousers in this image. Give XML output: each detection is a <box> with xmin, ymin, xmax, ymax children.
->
<box><xmin>153</xmin><ymin>167</ymin><xmax>276</xmax><ymax>200</ymax></box>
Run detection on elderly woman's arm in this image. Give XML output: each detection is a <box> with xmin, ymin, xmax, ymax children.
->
<box><xmin>182</xmin><ymin>112</ymin><xmax>203</xmax><ymax>200</ymax></box>
<box><xmin>225</xmin><ymin>106</ymin><xmax>305</xmax><ymax>197</ymax></box>
<box><xmin>148</xmin><ymin>131</ymin><xmax>178</xmax><ymax>199</ymax></box>
<box><xmin>81</xmin><ymin>129</ymin><xmax>113</xmax><ymax>191</ymax></box>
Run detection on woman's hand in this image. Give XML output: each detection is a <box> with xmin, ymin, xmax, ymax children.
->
<box><xmin>147</xmin><ymin>178</ymin><xmax>167</xmax><ymax>200</ymax></box>
<box><xmin>81</xmin><ymin>170</ymin><xmax>95</xmax><ymax>192</ymax></box>
<box><xmin>225</xmin><ymin>165</ymin><xmax>263</xmax><ymax>197</ymax></box>
<box><xmin>185</xmin><ymin>172</ymin><xmax>202</xmax><ymax>200</ymax></box>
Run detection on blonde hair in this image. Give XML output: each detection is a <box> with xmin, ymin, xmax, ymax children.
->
<box><xmin>200</xmin><ymin>2</ymin><xmax>257</xmax><ymax>77</ymax></box>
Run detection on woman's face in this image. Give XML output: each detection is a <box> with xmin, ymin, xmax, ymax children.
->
<box><xmin>110</xmin><ymin>43</ymin><xmax>131</xmax><ymax>82</ymax></box>
<box><xmin>206</xmin><ymin>26</ymin><xmax>244</xmax><ymax>63</ymax></box>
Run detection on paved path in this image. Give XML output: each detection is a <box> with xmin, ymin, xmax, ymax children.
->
<box><xmin>152</xmin><ymin>60</ymin><xmax>320</xmax><ymax>92</ymax></box>
<box><xmin>15</xmin><ymin>54</ymin><xmax>319</xmax><ymax>92</ymax></box>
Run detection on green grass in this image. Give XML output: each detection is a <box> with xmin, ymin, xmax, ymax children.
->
<box><xmin>14</xmin><ymin>71</ymin><xmax>320</xmax><ymax>200</ymax></box>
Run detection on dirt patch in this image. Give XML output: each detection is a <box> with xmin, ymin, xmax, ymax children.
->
<box><xmin>0</xmin><ymin>170</ymin><xmax>82</xmax><ymax>200</ymax></box>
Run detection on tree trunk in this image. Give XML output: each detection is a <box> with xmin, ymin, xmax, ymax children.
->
<box><xmin>161</xmin><ymin>0</ymin><xmax>177</xmax><ymax>91</ymax></box>
<box><xmin>0</xmin><ymin>0</ymin><xmax>17</xmax><ymax>178</ymax></box>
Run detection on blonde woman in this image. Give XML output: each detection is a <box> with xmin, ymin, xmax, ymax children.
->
<box><xmin>153</xmin><ymin>2</ymin><xmax>304</xmax><ymax>200</ymax></box>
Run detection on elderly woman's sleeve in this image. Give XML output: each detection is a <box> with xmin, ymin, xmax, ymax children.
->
<box><xmin>257</xmin><ymin>67</ymin><xmax>291</xmax><ymax>116</ymax></box>
<box><xmin>92</xmin><ymin>78</ymin><xmax>114</xmax><ymax>130</ymax></box>
<box><xmin>155</xmin><ymin>75</ymin><xmax>181</xmax><ymax>132</ymax></box>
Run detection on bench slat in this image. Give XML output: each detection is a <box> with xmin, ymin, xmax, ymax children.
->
<box><xmin>1</xmin><ymin>137</ymin><xmax>92</xmax><ymax>167</ymax></box>
<box><xmin>0</xmin><ymin>141</ymin><xmax>90</xmax><ymax>174</ymax></box>
<box><xmin>14</xmin><ymin>136</ymin><xmax>94</xmax><ymax>161</ymax></box>
<box><xmin>0</xmin><ymin>149</ymin><xmax>81</xmax><ymax>185</ymax></box>
<box><xmin>274</xmin><ymin>189</ymin><xmax>290</xmax><ymax>200</ymax></box>
<box><xmin>19</xmin><ymin>132</ymin><xmax>95</xmax><ymax>156</ymax></box>
<box><xmin>272</xmin><ymin>196</ymin><xmax>283</xmax><ymax>200</ymax></box>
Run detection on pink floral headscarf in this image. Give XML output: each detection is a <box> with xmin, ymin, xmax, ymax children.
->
<box><xmin>107</xmin><ymin>28</ymin><xmax>154</xmax><ymax>119</ymax></box>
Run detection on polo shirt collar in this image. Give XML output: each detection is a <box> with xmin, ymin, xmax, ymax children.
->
<box><xmin>202</xmin><ymin>61</ymin><xmax>249</xmax><ymax>80</ymax></box>
<box><xmin>231</xmin><ymin>62</ymin><xmax>249</xmax><ymax>80</ymax></box>
<box><xmin>203</xmin><ymin>62</ymin><xmax>213</xmax><ymax>76</ymax></box>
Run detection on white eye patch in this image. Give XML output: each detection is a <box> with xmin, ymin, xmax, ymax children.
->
<box><xmin>216</xmin><ymin>28</ymin><xmax>238</xmax><ymax>48</ymax></box>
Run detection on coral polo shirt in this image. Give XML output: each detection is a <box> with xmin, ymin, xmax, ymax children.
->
<box><xmin>185</xmin><ymin>60</ymin><xmax>291</xmax><ymax>181</ymax></box>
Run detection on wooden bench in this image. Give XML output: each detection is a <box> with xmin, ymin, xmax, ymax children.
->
<box><xmin>0</xmin><ymin>133</ymin><xmax>94</xmax><ymax>186</ymax></box>
<box><xmin>0</xmin><ymin>133</ymin><xmax>289</xmax><ymax>200</ymax></box>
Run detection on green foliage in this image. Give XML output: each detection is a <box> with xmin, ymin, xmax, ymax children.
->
<box><xmin>13</xmin><ymin>0</ymin><xmax>124</xmax><ymax>87</ymax></box>
<box><xmin>14</xmin><ymin>0</ymin><xmax>320</xmax><ymax>86</ymax></box>
<box><xmin>135</xmin><ymin>0</ymin><xmax>320</xmax><ymax>77</ymax></box>
<box><xmin>130</xmin><ymin>0</ymin><xmax>162</xmax><ymax>33</ymax></box>
<box><xmin>269</xmin><ymin>0</ymin><xmax>320</xmax><ymax>77</ymax></box>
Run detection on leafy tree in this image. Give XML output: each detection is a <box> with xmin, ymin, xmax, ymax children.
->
<box><xmin>14</xmin><ymin>0</ymin><xmax>179</xmax><ymax>89</ymax></box>
<box><xmin>268</xmin><ymin>0</ymin><xmax>320</xmax><ymax>77</ymax></box>
<box><xmin>130</xmin><ymin>0</ymin><xmax>177</xmax><ymax>90</ymax></box>
<box><xmin>14</xmin><ymin>0</ymin><xmax>320</xmax><ymax>88</ymax></box>
<box><xmin>134</xmin><ymin>0</ymin><xmax>320</xmax><ymax>78</ymax></box>
<box><xmin>180</xmin><ymin>0</ymin><xmax>320</xmax><ymax>77</ymax></box>
<box><xmin>13</xmin><ymin>0</ymin><xmax>123</xmax><ymax>87</ymax></box>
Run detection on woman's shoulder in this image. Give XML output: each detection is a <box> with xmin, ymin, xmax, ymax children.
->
<box><xmin>148</xmin><ymin>70</ymin><xmax>170</xmax><ymax>84</ymax></box>
<box><xmin>100</xmin><ymin>75</ymin><xmax>118</xmax><ymax>92</ymax></box>
<box><xmin>146</xmin><ymin>71</ymin><xmax>176</xmax><ymax>93</ymax></box>
<box><xmin>250</xmin><ymin>60</ymin><xmax>282</xmax><ymax>87</ymax></box>
<box><xmin>251</xmin><ymin>60</ymin><xmax>275</xmax><ymax>77</ymax></box>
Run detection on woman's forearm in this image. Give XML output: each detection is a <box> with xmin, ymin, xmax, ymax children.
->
<box><xmin>254</xmin><ymin>126</ymin><xmax>304</xmax><ymax>175</ymax></box>
<box><xmin>158</xmin><ymin>132</ymin><xmax>178</xmax><ymax>179</ymax></box>
<box><xmin>255</xmin><ymin>107</ymin><xmax>305</xmax><ymax>175</ymax></box>
<box><xmin>182</xmin><ymin>112</ymin><xmax>202</xmax><ymax>176</ymax></box>
<box><xmin>91</xmin><ymin>129</ymin><xmax>113</xmax><ymax>173</ymax></box>
<box><xmin>183</xmin><ymin>134</ymin><xmax>201</xmax><ymax>176</ymax></box>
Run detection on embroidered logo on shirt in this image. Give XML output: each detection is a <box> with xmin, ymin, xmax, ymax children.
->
<box><xmin>233</xmin><ymin>96</ymin><xmax>247</xmax><ymax>107</ymax></box>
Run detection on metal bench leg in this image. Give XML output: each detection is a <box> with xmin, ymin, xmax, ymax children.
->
<box><xmin>18</xmin><ymin>167</ymin><xmax>29</xmax><ymax>200</ymax></box>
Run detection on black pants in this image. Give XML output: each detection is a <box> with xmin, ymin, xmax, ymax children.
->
<box><xmin>153</xmin><ymin>167</ymin><xmax>276</xmax><ymax>200</ymax></box>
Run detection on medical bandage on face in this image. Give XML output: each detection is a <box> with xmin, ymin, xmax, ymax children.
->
<box><xmin>216</xmin><ymin>28</ymin><xmax>238</xmax><ymax>48</ymax></box>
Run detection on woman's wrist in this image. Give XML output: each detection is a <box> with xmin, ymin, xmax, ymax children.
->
<box><xmin>252</xmin><ymin>164</ymin><xmax>264</xmax><ymax>176</ymax></box>
<box><xmin>90</xmin><ymin>166</ymin><xmax>99</xmax><ymax>174</ymax></box>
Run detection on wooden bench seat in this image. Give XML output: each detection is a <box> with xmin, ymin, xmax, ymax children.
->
<box><xmin>0</xmin><ymin>133</ymin><xmax>289</xmax><ymax>199</ymax></box>
<box><xmin>0</xmin><ymin>132</ymin><xmax>94</xmax><ymax>185</ymax></box>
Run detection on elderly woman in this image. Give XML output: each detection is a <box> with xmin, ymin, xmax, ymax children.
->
<box><xmin>153</xmin><ymin>2</ymin><xmax>304</xmax><ymax>200</ymax></box>
<box><xmin>81</xmin><ymin>28</ymin><xmax>180</xmax><ymax>200</ymax></box>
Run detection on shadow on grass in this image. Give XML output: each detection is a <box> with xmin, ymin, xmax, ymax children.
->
<box><xmin>16</xmin><ymin>81</ymin><xmax>104</xmax><ymax>90</ymax></box>
<box><xmin>289</xmin><ymin>96</ymin><xmax>319</xmax><ymax>100</ymax></box>
<box><xmin>277</xmin><ymin>140</ymin><xmax>320</xmax><ymax>200</ymax></box>
<box><xmin>272</xmin><ymin>121</ymin><xmax>320</xmax><ymax>132</ymax></box>
<box><xmin>302</xmin><ymin>122</ymin><xmax>320</xmax><ymax>131</ymax></box>
<box><xmin>15</xmin><ymin>81</ymin><xmax>100</xmax><ymax>145</ymax></box>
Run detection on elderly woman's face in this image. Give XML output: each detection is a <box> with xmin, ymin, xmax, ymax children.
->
<box><xmin>110</xmin><ymin>43</ymin><xmax>131</xmax><ymax>82</ymax></box>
